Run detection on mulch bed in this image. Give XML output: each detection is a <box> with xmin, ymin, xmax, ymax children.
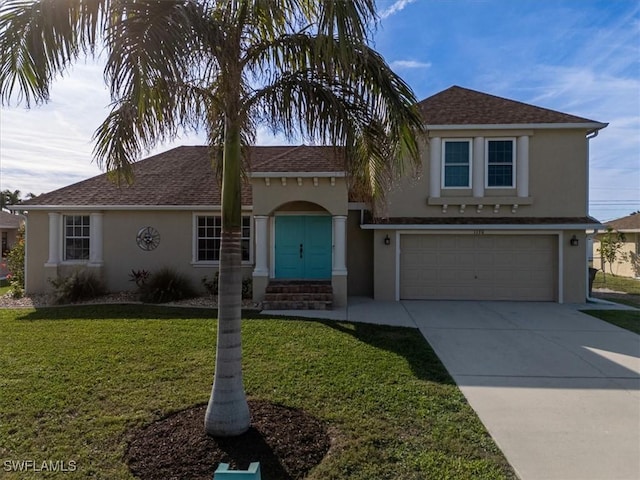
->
<box><xmin>125</xmin><ymin>400</ymin><xmax>330</xmax><ymax>480</ymax></box>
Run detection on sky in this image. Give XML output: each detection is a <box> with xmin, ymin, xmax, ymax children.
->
<box><xmin>0</xmin><ymin>0</ymin><xmax>638</xmax><ymax>221</ymax></box>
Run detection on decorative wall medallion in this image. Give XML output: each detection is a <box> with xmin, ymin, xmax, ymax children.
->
<box><xmin>136</xmin><ymin>226</ymin><xmax>160</xmax><ymax>251</ymax></box>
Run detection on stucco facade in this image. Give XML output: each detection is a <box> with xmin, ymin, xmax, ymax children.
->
<box><xmin>16</xmin><ymin>86</ymin><xmax>606</xmax><ymax>305</ymax></box>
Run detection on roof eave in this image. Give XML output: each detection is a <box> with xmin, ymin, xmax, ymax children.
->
<box><xmin>361</xmin><ymin>222</ymin><xmax>603</xmax><ymax>231</ymax></box>
<box><xmin>425</xmin><ymin>122</ymin><xmax>608</xmax><ymax>131</ymax></box>
<box><xmin>10</xmin><ymin>205</ymin><xmax>253</xmax><ymax>211</ymax></box>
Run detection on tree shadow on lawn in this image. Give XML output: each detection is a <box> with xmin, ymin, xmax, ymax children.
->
<box><xmin>318</xmin><ymin>320</ymin><xmax>456</xmax><ymax>385</ymax></box>
<box><xmin>16</xmin><ymin>304</ymin><xmax>265</xmax><ymax>321</ymax></box>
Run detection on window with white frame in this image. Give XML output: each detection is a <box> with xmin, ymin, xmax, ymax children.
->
<box><xmin>486</xmin><ymin>139</ymin><xmax>515</xmax><ymax>187</ymax></box>
<box><xmin>64</xmin><ymin>215</ymin><xmax>90</xmax><ymax>260</ymax></box>
<box><xmin>196</xmin><ymin>215</ymin><xmax>251</xmax><ymax>262</ymax></box>
<box><xmin>442</xmin><ymin>139</ymin><xmax>472</xmax><ymax>188</ymax></box>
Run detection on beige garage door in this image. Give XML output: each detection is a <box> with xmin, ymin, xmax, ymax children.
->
<box><xmin>400</xmin><ymin>234</ymin><xmax>556</xmax><ymax>301</ymax></box>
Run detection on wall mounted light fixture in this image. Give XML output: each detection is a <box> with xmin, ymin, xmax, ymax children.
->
<box><xmin>384</xmin><ymin>234</ymin><xmax>391</xmax><ymax>246</ymax></box>
<box><xmin>569</xmin><ymin>235</ymin><xmax>579</xmax><ymax>247</ymax></box>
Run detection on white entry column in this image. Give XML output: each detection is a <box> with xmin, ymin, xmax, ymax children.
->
<box><xmin>45</xmin><ymin>212</ymin><xmax>61</xmax><ymax>266</ymax></box>
<box><xmin>332</xmin><ymin>215</ymin><xmax>347</xmax><ymax>275</ymax></box>
<box><xmin>89</xmin><ymin>213</ymin><xmax>104</xmax><ymax>266</ymax></box>
<box><xmin>253</xmin><ymin>215</ymin><xmax>269</xmax><ymax>276</ymax></box>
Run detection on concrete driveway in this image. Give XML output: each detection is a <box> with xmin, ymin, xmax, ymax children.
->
<box><xmin>398</xmin><ymin>301</ymin><xmax>640</xmax><ymax>480</ymax></box>
<box><xmin>265</xmin><ymin>298</ymin><xmax>640</xmax><ymax>478</ymax></box>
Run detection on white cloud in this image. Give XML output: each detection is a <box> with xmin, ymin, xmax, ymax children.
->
<box><xmin>390</xmin><ymin>60</ymin><xmax>431</xmax><ymax>69</ymax></box>
<box><xmin>380</xmin><ymin>0</ymin><xmax>417</xmax><ymax>19</ymax></box>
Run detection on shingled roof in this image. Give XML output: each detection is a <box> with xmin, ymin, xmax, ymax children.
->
<box><xmin>604</xmin><ymin>213</ymin><xmax>640</xmax><ymax>231</ymax></box>
<box><xmin>19</xmin><ymin>145</ymin><xmax>345</xmax><ymax>208</ymax></box>
<box><xmin>418</xmin><ymin>86</ymin><xmax>603</xmax><ymax>126</ymax></box>
<box><xmin>0</xmin><ymin>211</ymin><xmax>23</xmax><ymax>228</ymax></box>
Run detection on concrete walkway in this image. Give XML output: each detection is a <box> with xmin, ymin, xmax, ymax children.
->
<box><xmin>262</xmin><ymin>298</ymin><xmax>640</xmax><ymax>480</ymax></box>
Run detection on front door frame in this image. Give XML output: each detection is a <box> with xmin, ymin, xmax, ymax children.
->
<box><xmin>270</xmin><ymin>212</ymin><xmax>332</xmax><ymax>280</ymax></box>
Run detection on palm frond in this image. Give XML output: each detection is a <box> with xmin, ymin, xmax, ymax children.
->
<box><xmin>0</xmin><ymin>0</ymin><xmax>107</xmax><ymax>106</ymax></box>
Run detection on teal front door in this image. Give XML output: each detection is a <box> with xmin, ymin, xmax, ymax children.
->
<box><xmin>275</xmin><ymin>216</ymin><xmax>332</xmax><ymax>279</ymax></box>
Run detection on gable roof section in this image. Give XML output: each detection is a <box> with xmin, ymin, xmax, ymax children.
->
<box><xmin>604</xmin><ymin>213</ymin><xmax>640</xmax><ymax>232</ymax></box>
<box><xmin>418</xmin><ymin>86</ymin><xmax>605</xmax><ymax>127</ymax></box>
<box><xmin>0</xmin><ymin>211</ymin><xmax>23</xmax><ymax>228</ymax></box>
<box><xmin>251</xmin><ymin>145</ymin><xmax>345</xmax><ymax>174</ymax></box>
<box><xmin>17</xmin><ymin>145</ymin><xmax>346</xmax><ymax>209</ymax></box>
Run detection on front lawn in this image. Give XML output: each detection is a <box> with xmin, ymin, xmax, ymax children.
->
<box><xmin>591</xmin><ymin>272</ymin><xmax>640</xmax><ymax>308</ymax></box>
<box><xmin>582</xmin><ymin>309</ymin><xmax>640</xmax><ymax>334</ymax></box>
<box><xmin>0</xmin><ymin>305</ymin><xmax>514</xmax><ymax>479</ymax></box>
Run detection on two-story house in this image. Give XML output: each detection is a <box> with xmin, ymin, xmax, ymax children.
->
<box><xmin>16</xmin><ymin>86</ymin><xmax>606</xmax><ymax>305</ymax></box>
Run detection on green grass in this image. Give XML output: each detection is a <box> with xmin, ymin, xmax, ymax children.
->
<box><xmin>0</xmin><ymin>305</ymin><xmax>515</xmax><ymax>479</ymax></box>
<box><xmin>592</xmin><ymin>272</ymin><xmax>640</xmax><ymax>295</ymax></box>
<box><xmin>582</xmin><ymin>309</ymin><xmax>640</xmax><ymax>334</ymax></box>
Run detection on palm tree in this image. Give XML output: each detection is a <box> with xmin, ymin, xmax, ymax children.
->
<box><xmin>1</xmin><ymin>189</ymin><xmax>35</xmax><ymax>212</ymax></box>
<box><xmin>0</xmin><ymin>0</ymin><xmax>424</xmax><ymax>436</ymax></box>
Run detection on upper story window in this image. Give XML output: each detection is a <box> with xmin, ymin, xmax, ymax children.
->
<box><xmin>64</xmin><ymin>215</ymin><xmax>90</xmax><ymax>260</ymax></box>
<box><xmin>196</xmin><ymin>215</ymin><xmax>251</xmax><ymax>262</ymax></box>
<box><xmin>442</xmin><ymin>139</ymin><xmax>472</xmax><ymax>188</ymax></box>
<box><xmin>486</xmin><ymin>139</ymin><xmax>515</xmax><ymax>188</ymax></box>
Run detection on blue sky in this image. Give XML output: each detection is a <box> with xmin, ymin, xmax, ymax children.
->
<box><xmin>0</xmin><ymin>0</ymin><xmax>638</xmax><ymax>221</ymax></box>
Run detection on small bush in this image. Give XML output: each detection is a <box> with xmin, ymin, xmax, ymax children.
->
<box><xmin>129</xmin><ymin>269</ymin><xmax>150</xmax><ymax>287</ymax></box>
<box><xmin>50</xmin><ymin>270</ymin><xmax>106</xmax><ymax>305</ymax></box>
<box><xmin>202</xmin><ymin>273</ymin><xmax>219</xmax><ymax>296</ymax></box>
<box><xmin>139</xmin><ymin>268</ymin><xmax>197</xmax><ymax>303</ymax></box>
<box><xmin>6</xmin><ymin>224</ymin><xmax>25</xmax><ymax>298</ymax></box>
<box><xmin>242</xmin><ymin>277</ymin><xmax>252</xmax><ymax>299</ymax></box>
<box><xmin>202</xmin><ymin>273</ymin><xmax>252</xmax><ymax>299</ymax></box>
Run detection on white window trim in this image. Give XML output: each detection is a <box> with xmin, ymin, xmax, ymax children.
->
<box><xmin>191</xmin><ymin>213</ymin><xmax>253</xmax><ymax>266</ymax></box>
<box><xmin>485</xmin><ymin>137</ymin><xmax>516</xmax><ymax>189</ymax></box>
<box><xmin>441</xmin><ymin>138</ymin><xmax>473</xmax><ymax>189</ymax></box>
<box><xmin>61</xmin><ymin>214</ymin><xmax>91</xmax><ymax>264</ymax></box>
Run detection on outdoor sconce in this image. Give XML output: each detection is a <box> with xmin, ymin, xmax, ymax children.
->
<box><xmin>384</xmin><ymin>234</ymin><xmax>391</xmax><ymax>246</ymax></box>
<box><xmin>569</xmin><ymin>235</ymin><xmax>579</xmax><ymax>247</ymax></box>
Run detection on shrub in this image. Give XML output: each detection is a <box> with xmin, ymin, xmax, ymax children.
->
<box><xmin>6</xmin><ymin>224</ymin><xmax>25</xmax><ymax>298</ymax></box>
<box><xmin>202</xmin><ymin>272</ymin><xmax>252</xmax><ymax>299</ymax></box>
<box><xmin>242</xmin><ymin>276</ymin><xmax>252</xmax><ymax>299</ymax></box>
<box><xmin>129</xmin><ymin>269</ymin><xmax>150</xmax><ymax>287</ymax></box>
<box><xmin>202</xmin><ymin>272</ymin><xmax>219</xmax><ymax>296</ymax></box>
<box><xmin>139</xmin><ymin>268</ymin><xmax>197</xmax><ymax>303</ymax></box>
<box><xmin>50</xmin><ymin>270</ymin><xmax>106</xmax><ymax>305</ymax></box>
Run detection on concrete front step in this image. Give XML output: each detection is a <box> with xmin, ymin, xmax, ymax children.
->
<box><xmin>262</xmin><ymin>300</ymin><xmax>333</xmax><ymax>311</ymax></box>
<box><xmin>263</xmin><ymin>293</ymin><xmax>333</xmax><ymax>302</ymax></box>
<box><xmin>263</xmin><ymin>280</ymin><xmax>333</xmax><ymax>310</ymax></box>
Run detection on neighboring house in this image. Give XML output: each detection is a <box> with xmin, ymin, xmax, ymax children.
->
<box><xmin>14</xmin><ymin>86</ymin><xmax>607</xmax><ymax>304</ymax></box>
<box><xmin>592</xmin><ymin>213</ymin><xmax>640</xmax><ymax>278</ymax></box>
<box><xmin>0</xmin><ymin>211</ymin><xmax>24</xmax><ymax>256</ymax></box>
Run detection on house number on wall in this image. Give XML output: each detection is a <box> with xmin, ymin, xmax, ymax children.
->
<box><xmin>136</xmin><ymin>226</ymin><xmax>160</xmax><ymax>251</ymax></box>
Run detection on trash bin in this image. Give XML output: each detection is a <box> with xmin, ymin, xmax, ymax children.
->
<box><xmin>588</xmin><ymin>267</ymin><xmax>598</xmax><ymax>296</ymax></box>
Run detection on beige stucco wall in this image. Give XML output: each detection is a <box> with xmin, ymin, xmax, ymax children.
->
<box><xmin>384</xmin><ymin>128</ymin><xmax>590</xmax><ymax>219</ymax></box>
<box><xmin>25</xmin><ymin>210</ymin><xmax>253</xmax><ymax>294</ymax></box>
<box><xmin>563</xmin><ymin>230</ymin><xmax>588</xmax><ymax>302</ymax></box>
<box><xmin>372</xmin><ymin>229</ymin><xmax>396</xmax><ymax>301</ymax></box>
<box><xmin>251</xmin><ymin>176</ymin><xmax>348</xmax><ymax>216</ymax></box>
<box><xmin>593</xmin><ymin>233</ymin><xmax>640</xmax><ymax>278</ymax></box>
<box><xmin>346</xmin><ymin>209</ymin><xmax>373</xmax><ymax>296</ymax></box>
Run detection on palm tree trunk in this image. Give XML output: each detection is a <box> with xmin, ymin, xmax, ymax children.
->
<box><xmin>204</xmin><ymin>119</ymin><xmax>250</xmax><ymax>437</ymax></box>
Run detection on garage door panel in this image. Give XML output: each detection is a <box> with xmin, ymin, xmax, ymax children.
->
<box><xmin>400</xmin><ymin>234</ymin><xmax>556</xmax><ymax>301</ymax></box>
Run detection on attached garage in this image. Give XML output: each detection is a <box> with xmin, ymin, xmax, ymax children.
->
<box><xmin>400</xmin><ymin>234</ymin><xmax>557</xmax><ymax>301</ymax></box>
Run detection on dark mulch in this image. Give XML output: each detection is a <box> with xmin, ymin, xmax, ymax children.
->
<box><xmin>125</xmin><ymin>400</ymin><xmax>330</xmax><ymax>480</ymax></box>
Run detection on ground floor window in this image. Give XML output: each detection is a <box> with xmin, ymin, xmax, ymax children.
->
<box><xmin>64</xmin><ymin>215</ymin><xmax>90</xmax><ymax>260</ymax></box>
<box><xmin>196</xmin><ymin>215</ymin><xmax>251</xmax><ymax>262</ymax></box>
